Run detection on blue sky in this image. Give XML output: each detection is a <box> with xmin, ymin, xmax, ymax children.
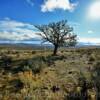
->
<box><xmin>0</xmin><ymin>0</ymin><xmax>100</xmax><ymax>44</ymax></box>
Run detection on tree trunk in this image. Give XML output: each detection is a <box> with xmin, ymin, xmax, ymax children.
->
<box><xmin>53</xmin><ymin>45</ymin><xmax>58</xmax><ymax>55</ymax></box>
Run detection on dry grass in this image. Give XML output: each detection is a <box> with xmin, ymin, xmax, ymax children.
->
<box><xmin>0</xmin><ymin>47</ymin><xmax>100</xmax><ymax>100</ymax></box>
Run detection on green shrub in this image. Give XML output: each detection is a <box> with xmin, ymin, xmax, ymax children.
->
<box><xmin>18</xmin><ymin>57</ymin><xmax>44</xmax><ymax>74</ymax></box>
<box><xmin>28</xmin><ymin>58</ymin><xmax>43</xmax><ymax>74</ymax></box>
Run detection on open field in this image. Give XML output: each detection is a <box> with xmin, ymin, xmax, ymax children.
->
<box><xmin>0</xmin><ymin>46</ymin><xmax>100</xmax><ymax>100</ymax></box>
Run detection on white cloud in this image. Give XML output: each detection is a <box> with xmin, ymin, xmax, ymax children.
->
<box><xmin>41</xmin><ymin>0</ymin><xmax>78</xmax><ymax>12</ymax></box>
<box><xmin>0</xmin><ymin>18</ymin><xmax>39</xmax><ymax>41</ymax></box>
<box><xmin>79</xmin><ymin>37</ymin><xmax>100</xmax><ymax>44</ymax></box>
<box><xmin>88</xmin><ymin>30</ymin><xmax>94</xmax><ymax>34</ymax></box>
<box><xmin>26</xmin><ymin>0</ymin><xmax>34</xmax><ymax>6</ymax></box>
<box><xmin>87</xmin><ymin>0</ymin><xmax>100</xmax><ymax>20</ymax></box>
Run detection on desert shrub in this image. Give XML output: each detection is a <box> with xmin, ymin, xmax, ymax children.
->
<box><xmin>31</xmin><ymin>51</ymin><xmax>36</xmax><ymax>54</ymax></box>
<box><xmin>7</xmin><ymin>50</ymin><xmax>11</xmax><ymax>54</ymax></box>
<box><xmin>51</xmin><ymin>85</ymin><xmax>60</xmax><ymax>93</ymax></box>
<box><xmin>92</xmin><ymin>62</ymin><xmax>100</xmax><ymax>81</ymax></box>
<box><xmin>87</xmin><ymin>51</ymin><xmax>92</xmax><ymax>56</ymax></box>
<box><xmin>61</xmin><ymin>50</ymin><xmax>64</xmax><ymax>53</ymax></box>
<box><xmin>92</xmin><ymin>62</ymin><xmax>100</xmax><ymax>99</ymax></box>
<box><xmin>28</xmin><ymin>57</ymin><xmax>43</xmax><ymax>74</ymax></box>
<box><xmin>9</xmin><ymin>79</ymin><xmax>24</xmax><ymax>92</ymax></box>
<box><xmin>18</xmin><ymin>57</ymin><xmax>44</xmax><ymax>74</ymax></box>
<box><xmin>76</xmin><ymin>72</ymin><xmax>90</xmax><ymax>100</ymax></box>
<box><xmin>12</xmin><ymin>56</ymin><xmax>45</xmax><ymax>74</ymax></box>
<box><xmin>43</xmin><ymin>55</ymin><xmax>66</xmax><ymax>66</ymax></box>
<box><xmin>12</xmin><ymin>51</ymin><xmax>19</xmax><ymax>54</ymax></box>
<box><xmin>0</xmin><ymin>55</ymin><xmax>12</xmax><ymax>70</ymax></box>
<box><xmin>15</xmin><ymin>60</ymin><xmax>30</xmax><ymax>72</ymax></box>
<box><xmin>64</xmin><ymin>91</ymin><xmax>81</xmax><ymax>100</ymax></box>
<box><xmin>24</xmin><ymin>96</ymin><xmax>35</xmax><ymax>100</ymax></box>
<box><xmin>88</xmin><ymin>56</ymin><xmax>95</xmax><ymax>63</ymax></box>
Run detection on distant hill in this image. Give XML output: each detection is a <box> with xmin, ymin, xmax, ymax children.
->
<box><xmin>0</xmin><ymin>42</ymin><xmax>100</xmax><ymax>50</ymax></box>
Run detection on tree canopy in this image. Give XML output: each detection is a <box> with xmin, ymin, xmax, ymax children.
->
<box><xmin>35</xmin><ymin>20</ymin><xmax>77</xmax><ymax>55</ymax></box>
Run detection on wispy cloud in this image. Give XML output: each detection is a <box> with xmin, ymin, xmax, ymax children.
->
<box><xmin>0</xmin><ymin>18</ymin><xmax>39</xmax><ymax>41</ymax></box>
<box><xmin>41</xmin><ymin>0</ymin><xmax>78</xmax><ymax>12</ymax></box>
<box><xmin>26</xmin><ymin>0</ymin><xmax>34</xmax><ymax>6</ymax></box>
<box><xmin>88</xmin><ymin>30</ymin><xmax>94</xmax><ymax>34</ymax></box>
<box><xmin>68</xmin><ymin>21</ymin><xmax>80</xmax><ymax>29</ymax></box>
<box><xmin>79</xmin><ymin>37</ymin><xmax>100</xmax><ymax>44</ymax></box>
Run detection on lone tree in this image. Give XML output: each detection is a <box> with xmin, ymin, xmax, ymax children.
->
<box><xmin>35</xmin><ymin>20</ymin><xmax>77</xmax><ymax>55</ymax></box>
